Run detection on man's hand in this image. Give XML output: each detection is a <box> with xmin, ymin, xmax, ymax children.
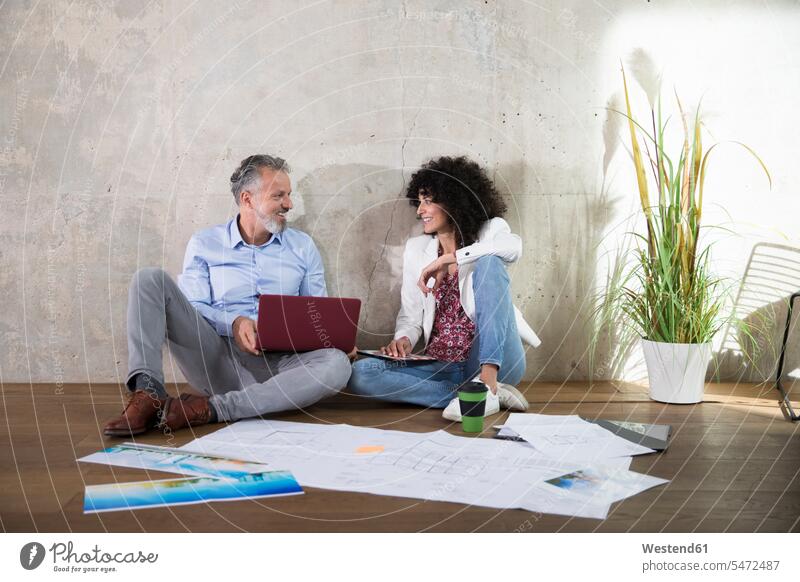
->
<box><xmin>347</xmin><ymin>346</ymin><xmax>358</xmax><ymax>361</ymax></box>
<box><xmin>417</xmin><ymin>252</ymin><xmax>457</xmax><ymax>295</ymax></box>
<box><xmin>233</xmin><ymin>316</ymin><xmax>260</xmax><ymax>355</ymax></box>
<box><xmin>381</xmin><ymin>336</ymin><xmax>412</xmax><ymax>358</ymax></box>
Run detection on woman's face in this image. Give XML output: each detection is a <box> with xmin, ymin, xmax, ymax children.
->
<box><xmin>416</xmin><ymin>193</ymin><xmax>452</xmax><ymax>235</ymax></box>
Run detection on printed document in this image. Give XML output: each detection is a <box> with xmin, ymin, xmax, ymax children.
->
<box><xmin>181</xmin><ymin>420</ymin><xmax>665</xmax><ymax>519</ymax></box>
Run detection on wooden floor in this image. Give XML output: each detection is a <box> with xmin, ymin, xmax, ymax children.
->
<box><xmin>2</xmin><ymin>381</ymin><xmax>799</xmax><ymax>532</ymax></box>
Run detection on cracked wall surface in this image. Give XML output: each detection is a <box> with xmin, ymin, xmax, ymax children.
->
<box><xmin>2</xmin><ymin>0</ymin><xmax>799</xmax><ymax>384</ymax></box>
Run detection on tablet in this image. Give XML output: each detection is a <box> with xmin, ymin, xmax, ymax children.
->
<box><xmin>356</xmin><ymin>350</ymin><xmax>438</xmax><ymax>362</ymax></box>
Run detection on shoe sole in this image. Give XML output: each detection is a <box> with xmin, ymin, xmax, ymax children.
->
<box><xmin>442</xmin><ymin>400</ymin><xmax>501</xmax><ymax>422</ymax></box>
<box><xmin>499</xmin><ymin>384</ymin><xmax>529</xmax><ymax>411</ymax></box>
<box><xmin>103</xmin><ymin>418</ymin><xmax>163</xmax><ymax>437</ymax></box>
<box><xmin>442</xmin><ymin>408</ymin><xmax>461</xmax><ymax>422</ymax></box>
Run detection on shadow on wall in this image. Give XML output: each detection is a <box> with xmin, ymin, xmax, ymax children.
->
<box><xmin>703</xmin><ymin>294</ymin><xmax>800</xmax><ymax>399</ymax></box>
<box><xmin>737</xmin><ymin>297</ymin><xmax>800</xmax><ymax>390</ymax></box>
<box><xmin>591</xmin><ymin>242</ymin><xmax>800</xmax><ymax>387</ymax></box>
<box><xmin>528</xmin><ymin>187</ymin><xmax>621</xmax><ymax>382</ymax></box>
<box><xmin>292</xmin><ymin>164</ymin><xmax>419</xmax><ymax>351</ymax></box>
<box><xmin>712</xmin><ymin>243</ymin><xmax>800</xmax><ymax>389</ymax></box>
<box><xmin>292</xmin><ymin>160</ymin><xmax>619</xmax><ymax>383</ymax></box>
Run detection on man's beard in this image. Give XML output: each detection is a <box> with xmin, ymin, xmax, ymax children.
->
<box><xmin>256</xmin><ymin>209</ymin><xmax>287</xmax><ymax>234</ymax></box>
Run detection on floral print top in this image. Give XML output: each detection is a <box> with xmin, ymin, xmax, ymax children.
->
<box><xmin>425</xmin><ymin>268</ymin><xmax>476</xmax><ymax>362</ymax></box>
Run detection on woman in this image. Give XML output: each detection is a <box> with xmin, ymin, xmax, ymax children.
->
<box><xmin>349</xmin><ymin>156</ymin><xmax>541</xmax><ymax>421</ymax></box>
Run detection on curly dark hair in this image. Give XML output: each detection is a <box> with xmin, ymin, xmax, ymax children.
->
<box><xmin>405</xmin><ymin>156</ymin><xmax>507</xmax><ymax>247</ymax></box>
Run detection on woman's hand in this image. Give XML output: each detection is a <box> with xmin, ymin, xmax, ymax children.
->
<box><xmin>381</xmin><ymin>337</ymin><xmax>412</xmax><ymax>357</ymax></box>
<box><xmin>417</xmin><ymin>252</ymin><xmax>457</xmax><ymax>295</ymax></box>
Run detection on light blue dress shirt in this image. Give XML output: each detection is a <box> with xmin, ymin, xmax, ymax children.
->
<box><xmin>178</xmin><ymin>216</ymin><xmax>327</xmax><ymax>336</ymax></box>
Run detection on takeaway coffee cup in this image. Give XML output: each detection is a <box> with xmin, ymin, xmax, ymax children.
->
<box><xmin>457</xmin><ymin>380</ymin><xmax>489</xmax><ymax>433</ymax></box>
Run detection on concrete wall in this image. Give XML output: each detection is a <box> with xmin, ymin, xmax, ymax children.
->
<box><xmin>2</xmin><ymin>0</ymin><xmax>799</xmax><ymax>386</ymax></box>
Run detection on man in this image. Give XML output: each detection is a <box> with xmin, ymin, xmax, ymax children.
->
<box><xmin>103</xmin><ymin>154</ymin><xmax>352</xmax><ymax>436</ymax></box>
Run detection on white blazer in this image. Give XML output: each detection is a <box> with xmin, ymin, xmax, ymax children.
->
<box><xmin>393</xmin><ymin>217</ymin><xmax>542</xmax><ymax>350</ymax></box>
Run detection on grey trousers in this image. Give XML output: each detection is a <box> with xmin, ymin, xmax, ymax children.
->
<box><xmin>126</xmin><ymin>267</ymin><xmax>352</xmax><ymax>422</ymax></box>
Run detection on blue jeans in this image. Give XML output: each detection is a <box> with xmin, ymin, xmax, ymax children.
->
<box><xmin>348</xmin><ymin>255</ymin><xmax>526</xmax><ymax>408</ymax></box>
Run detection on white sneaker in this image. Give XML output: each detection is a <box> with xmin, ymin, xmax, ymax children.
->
<box><xmin>497</xmin><ymin>382</ymin><xmax>529</xmax><ymax>412</ymax></box>
<box><xmin>442</xmin><ymin>388</ymin><xmax>500</xmax><ymax>422</ymax></box>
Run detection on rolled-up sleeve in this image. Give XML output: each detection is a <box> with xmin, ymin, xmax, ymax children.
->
<box><xmin>178</xmin><ymin>235</ymin><xmax>238</xmax><ymax>336</ymax></box>
<box><xmin>455</xmin><ymin>217</ymin><xmax>522</xmax><ymax>265</ymax></box>
<box><xmin>299</xmin><ymin>240</ymin><xmax>328</xmax><ymax>297</ymax></box>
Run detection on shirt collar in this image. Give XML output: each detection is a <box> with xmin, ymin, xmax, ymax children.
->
<box><xmin>228</xmin><ymin>217</ymin><xmax>244</xmax><ymax>248</ymax></box>
<box><xmin>229</xmin><ymin>216</ymin><xmax>284</xmax><ymax>249</ymax></box>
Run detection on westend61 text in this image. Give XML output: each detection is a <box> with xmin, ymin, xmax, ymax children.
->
<box><xmin>642</xmin><ymin>543</ymin><xmax>708</xmax><ymax>554</ymax></box>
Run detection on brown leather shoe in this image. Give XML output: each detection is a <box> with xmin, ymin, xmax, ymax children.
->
<box><xmin>103</xmin><ymin>390</ymin><xmax>165</xmax><ymax>437</ymax></box>
<box><xmin>162</xmin><ymin>394</ymin><xmax>212</xmax><ymax>432</ymax></box>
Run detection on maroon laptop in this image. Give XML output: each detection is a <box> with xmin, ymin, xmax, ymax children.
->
<box><xmin>256</xmin><ymin>294</ymin><xmax>361</xmax><ymax>353</ymax></box>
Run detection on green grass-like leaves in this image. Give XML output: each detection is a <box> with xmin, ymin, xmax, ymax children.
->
<box><xmin>599</xmin><ymin>66</ymin><xmax>770</xmax><ymax>347</ymax></box>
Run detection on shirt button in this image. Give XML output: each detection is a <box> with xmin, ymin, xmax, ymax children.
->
<box><xmin>465</xmin><ymin>252</ymin><xmax>469</xmax><ymax>256</ymax></box>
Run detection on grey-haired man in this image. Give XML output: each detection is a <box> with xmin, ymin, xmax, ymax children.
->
<box><xmin>103</xmin><ymin>155</ymin><xmax>352</xmax><ymax>436</ymax></box>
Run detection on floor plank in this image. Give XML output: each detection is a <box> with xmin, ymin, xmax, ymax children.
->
<box><xmin>1</xmin><ymin>382</ymin><xmax>798</xmax><ymax>532</ymax></box>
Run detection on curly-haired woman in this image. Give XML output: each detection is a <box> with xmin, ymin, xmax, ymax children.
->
<box><xmin>348</xmin><ymin>156</ymin><xmax>541</xmax><ymax>421</ymax></box>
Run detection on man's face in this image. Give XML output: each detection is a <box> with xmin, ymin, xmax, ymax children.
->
<box><xmin>248</xmin><ymin>168</ymin><xmax>292</xmax><ymax>234</ymax></box>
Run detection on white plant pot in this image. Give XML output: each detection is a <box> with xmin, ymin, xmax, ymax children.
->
<box><xmin>641</xmin><ymin>339</ymin><xmax>712</xmax><ymax>404</ymax></box>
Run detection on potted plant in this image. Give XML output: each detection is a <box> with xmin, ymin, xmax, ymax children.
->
<box><xmin>593</xmin><ymin>66</ymin><xmax>771</xmax><ymax>404</ymax></box>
